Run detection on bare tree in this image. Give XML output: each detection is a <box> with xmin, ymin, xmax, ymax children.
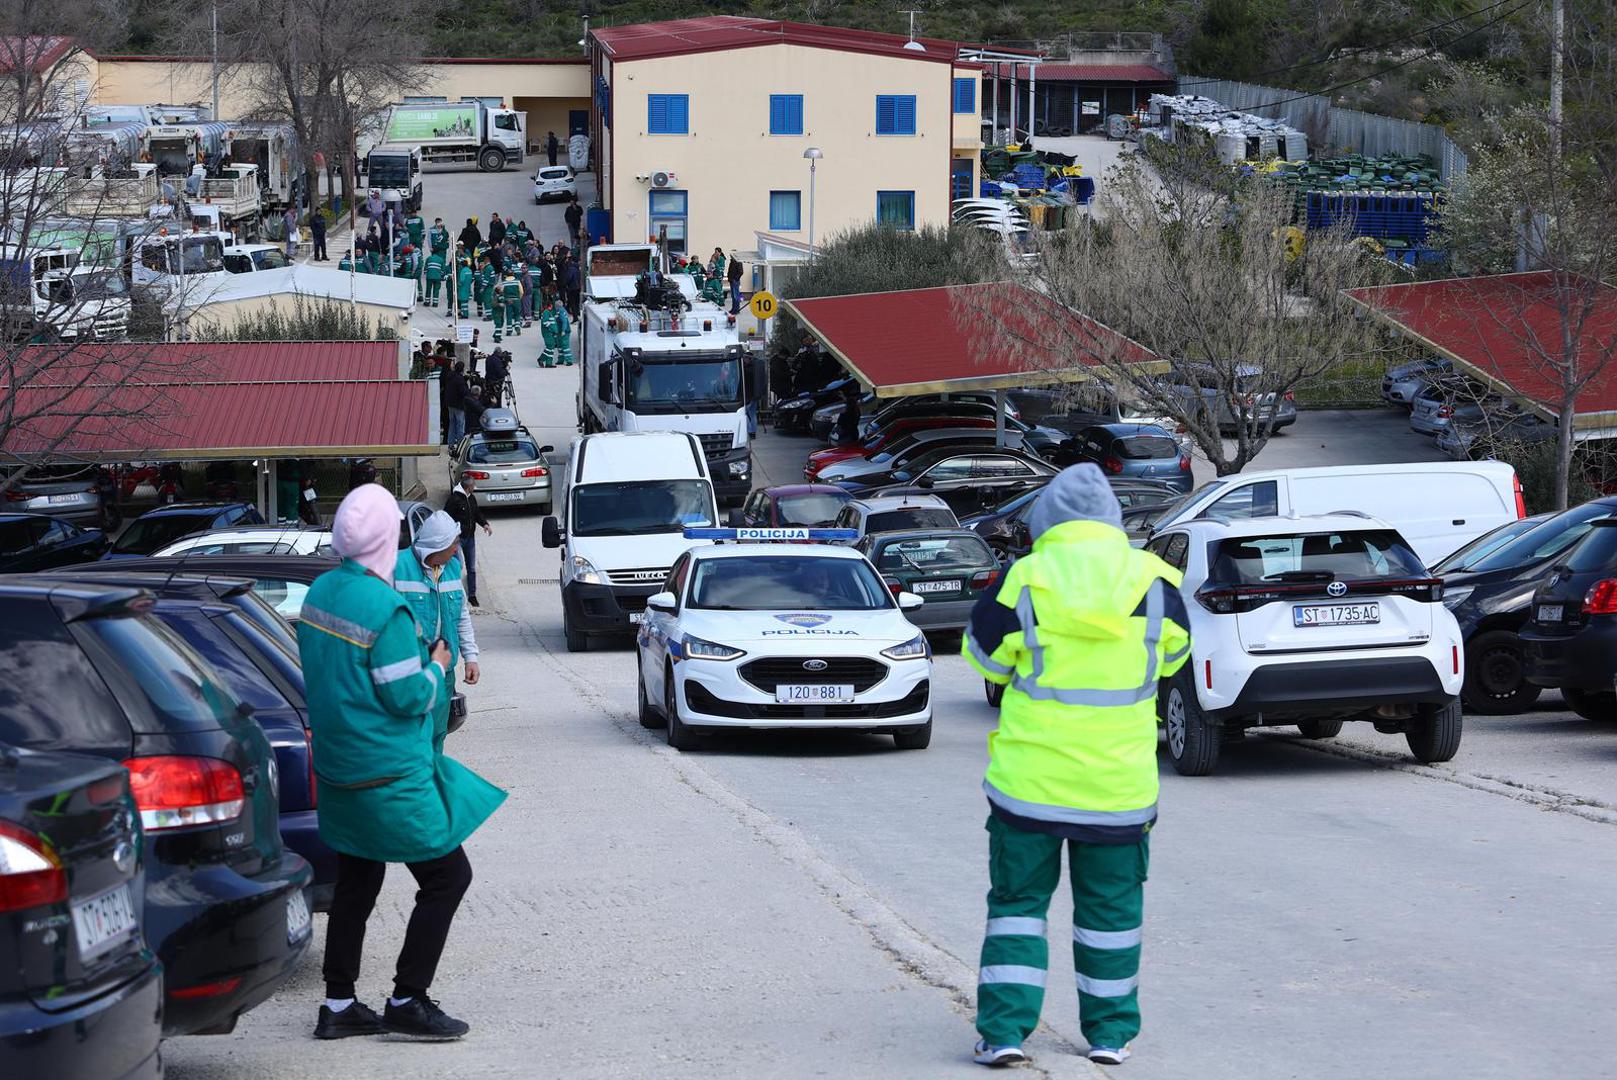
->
<box><xmin>961</xmin><ymin>146</ymin><xmax>1397</xmax><ymax>476</ymax></box>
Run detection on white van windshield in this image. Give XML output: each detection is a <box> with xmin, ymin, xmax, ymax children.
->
<box><xmin>572</xmin><ymin>480</ymin><xmax>714</xmax><ymax>537</ymax></box>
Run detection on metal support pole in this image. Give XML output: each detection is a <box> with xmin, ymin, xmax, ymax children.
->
<box><xmin>1028</xmin><ymin>65</ymin><xmax>1037</xmax><ymax>145</ymax></box>
<box><xmin>992</xmin><ymin>64</ymin><xmax>1000</xmax><ymax>144</ymax></box>
<box><xmin>807</xmin><ymin>158</ymin><xmax>817</xmax><ymax>256</ymax></box>
<box><xmin>210</xmin><ymin>3</ymin><xmax>220</xmax><ymax>122</ymax></box>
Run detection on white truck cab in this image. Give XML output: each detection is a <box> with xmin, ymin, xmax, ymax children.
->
<box><xmin>541</xmin><ymin>431</ymin><xmax>721</xmax><ymax>652</ymax></box>
<box><xmin>130</xmin><ymin>230</ymin><xmax>230</xmax><ymax>296</ymax></box>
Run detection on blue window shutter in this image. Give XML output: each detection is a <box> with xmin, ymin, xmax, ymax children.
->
<box><xmin>876</xmin><ymin>95</ymin><xmax>895</xmax><ymax>135</ymax></box>
<box><xmin>769</xmin><ymin>95</ymin><xmax>785</xmax><ymax>133</ymax></box>
<box><xmin>672</xmin><ymin>95</ymin><xmax>689</xmax><ymax>134</ymax></box>
<box><xmin>896</xmin><ymin>95</ymin><xmax>916</xmax><ymax>135</ymax></box>
<box><xmin>769</xmin><ymin>94</ymin><xmax>802</xmax><ymax>136</ymax></box>
<box><xmin>649</xmin><ymin>94</ymin><xmax>687</xmax><ymax>134</ymax></box>
<box><xmin>954</xmin><ymin>78</ymin><xmax>976</xmax><ymax>114</ymax></box>
<box><xmin>648</xmin><ymin>95</ymin><xmax>666</xmax><ymax>133</ymax></box>
<box><xmin>787</xmin><ymin>95</ymin><xmax>803</xmax><ymax>134</ymax></box>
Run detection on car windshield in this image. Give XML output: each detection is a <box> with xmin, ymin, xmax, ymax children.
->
<box><xmin>688</xmin><ymin>555</ymin><xmax>890</xmax><ymax>610</ymax></box>
<box><xmin>777</xmin><ymin>493</ymin><xmax>850</xmax><ymax>526</ymax></box>
<box><xmin>252</xmin><ymin>249</ymin><xmax>289</xmax><ymax>270</ymax></box>
<box><xmin>83</xmin><ymin>614</ymin><xmax>239</xmax><ymax>731</ymax></box>
<box><xmin>179</xmin><ymin>237</ymin><xmax>224</xmax><ymax>274</ymax></box>
<box><xmin>626</xmin><ymin>358</ymin><xmax>742</xmax><ymax>411</ymax></box>
<box><xmin>571</xmin><ymin>480</ymin><xmax>714</xmax><ymax>537</ymax></box>
<box><xmin>1463</xmin><ymin>503</ymin><xmax>1614</xmax><ymax>573</ymax></box>
<box><xmin>1431</xmin><ymin>518</ymin><xmax>1545</xmax><ymax>573</ymax></box>
<box><xmin>1116</xmin><ymin>435</ymin><xmax>1178</xmax><ymax>460</ymax></box>
<box><xmin>874</xmin><ymin>535</ymin><xmax>994</xmax><ymax>573</ymax></box>
<box><xmin>467</xmin><ymin>437</ymin><xmax>541</xmax><ymax>464</ymax></box>
<box><xmin>866</xmin><ymin>508</ymin><xmax>958</xmax><ymax>533</ymax></box>
<box><xmin>1564</xmin><ymin>524</ymin><xmax>1617</xmax><ymax>573</ymax></box>
<box><xmin>113</xmin><ymin>515</ymin><xmax>217</xmax><ymax>554</ymax></box>
<box><xmin>1208</xmin><ymin>530</ymin><xmax>1427</xmax><ymax>585</ymax></box>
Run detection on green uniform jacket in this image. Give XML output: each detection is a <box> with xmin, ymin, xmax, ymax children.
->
<box><xmin>406</xmin><ymin>215</ymin><xmax>426</xmax><ymax>248</ymax></box>
<box><xmin>425</xmin><ymin>254</ymin><xmax>447</xmax><ymax>282</ymax></box>
<box><xmin>429</xmin><ymin>225</ymin><xmax>450</xmax><ymax>255</ymax></box>
<box><xmin>297</xmin><ymin>560</ymin><xmax>505</xmax><ymax>863</ymax></box>
<box><xmin>456</xmin><ymin>264</ymin><xmax>474</xmax><ymax>300</ymax></box>
<box><xmin>499</xmin><ymin>279</ymin><xmax>521</xmax><ymax>304</ymax></box>
<box><xmin>394</xmin><ymin>549</ymin><xmax>473</xmax><ymax>754</ymax></box>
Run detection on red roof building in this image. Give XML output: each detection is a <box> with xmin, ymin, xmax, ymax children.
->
<box><xmin>14</xmin><ymin>341</ymin><xmax>402</xmax><ymax>386</ymax></box>
<box><xmin>784</xmin><ymin>282</ymin><xmax>1161</xmax><ymax>397</ymax></box>
<box><xmin>593</xmin><ymin>16</ymin><xmax>994</xmax><ymax>65</ymax></box>
<box><xmin>1348</xmin><ymin>272</ymin><xmax>1617</xmax><ymax>434</ymax></box>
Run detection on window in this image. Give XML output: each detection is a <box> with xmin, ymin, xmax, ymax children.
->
<box><xmin>875</xmin><ymin>94</ymin><xmax>917</xmax><ymax>135</ymax></box>
<box><xmin>1200</xmin><ymin>480</ymin><xmax>1278</xmax><ymax>521</ymax></box>
<box><xmin>953</xmin><ymin>77</ymin><xmax>976</xmax><ymax>114</ymax></box>
<box><xmin>769</xmin><ymin>94</ymin><xmax>804</xmax><ymax>136</ymax></box>
<box><xmin>972</xmin><ymin>455</ymin><xmax>1038</xmax><ymax>478</ymax></box>
<box><xmin>647</xmin><ymin>94</ymin><xmax>690</xmax><ymax>135</ymax></box>
<box><xmin>647</xmin><ymin>189</ymin><xmax>688</xmax><ymax>254</ymax></box>
<box><xmin>493</xmin><ymin>113</ymin><xmax>518</xmax><ymax>130</ymax></box>
<box><xmin>251</xmin><ymin>579</ymin><xmax>311</xmax><ymax>620</ymax></box>
<box><xmin>921</xmin><ymin>456</ymin><xmax>976</xmax><ymax>483</ymax></box>
<box><xmin>1162</xmin><ymin>532</ymin><xmax>1191</xmax><ymax>571</ymax></box>
<box><xmin>876</xmin><ymin>190</ymin><xmax>915</xmax><ymax>230</ymax></box>
<box><xmin>769</xmin><ymin>190</ymin><xmax>801</xmax><ymax>231</ymax></box>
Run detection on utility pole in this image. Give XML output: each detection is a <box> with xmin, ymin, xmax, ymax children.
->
<box><xmin>210</xmin><ymin>2</ymin><xmax>220</xmax><ymax>121</ymax></box>
<box><xmin>1549</xmin><ymin>0</ymin><xmax>1564</xmax><ymax>162</ymax></box>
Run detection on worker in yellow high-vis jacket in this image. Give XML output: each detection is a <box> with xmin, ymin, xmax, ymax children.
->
<box><xmin>963</xmin><ymin>464</ymin><xmax>1190</xmax><ymax>1070</ymax></box>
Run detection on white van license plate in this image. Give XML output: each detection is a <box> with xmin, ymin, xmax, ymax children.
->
<box><xmin>72</xmin><ymin>883</ymin><xmax>137</xmax><ymax>960</ymax></box>
<box><xmin>1294</xmin><ymin>602</ymin><xmax>1380</xmax><ymax>628</ymax></box>
<box><xmin>776</xmin><ymin>684</ymin><xmax>854</xmax><ymax>703</ymax></box>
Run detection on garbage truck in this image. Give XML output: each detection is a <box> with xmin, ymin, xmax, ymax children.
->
<box><xmin>224</xmin><ymin>123</ymin><xmax>301</xmax><ymax>215</ymax></box>
<box><xmin>0</xmin><ymin>245</ymin><xmax>132</xmax><ymax>341</ymax></box>
<box><xmin>145</xmin><ymin>121</ymin><xmax>230</xmax><ymax>177</ymax></box>
<box><xmin>577</xmin><ymin>243</ymin><xmax>761</xmax><ymax>506</ymax></box>
<box><xmin>373</xmin><ymin>100</ymin><xmax>525</xmax><ymax>172</ymax></box>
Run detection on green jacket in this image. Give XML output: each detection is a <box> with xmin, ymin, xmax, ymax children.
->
<box><xmin>425</xmin><ymin>253</ymin><xmax>447</xmax><ymax>281</ymax></box>
<box><xmin>429</xmin><ymin>224</ymin><xmax>450</xmax><ymax>254</ymax></box>
<box><xmin>405</xmin><ymin>214</ymin><xmax>425</xmax><ymax>248</ymax></box>
<box><xmin>394</xmin><ymin>549</ymin><xmax>477</xmax><ymax>753</ymax></box>
<box><xmin>297</xmin><ymin>560</ymin><xmax>504</xmax><ymax>863</ymax></box>
<box><xmin>456</xmin><ymin>264</ymin><xmax>474</xmax><ymax>300</ymax></box>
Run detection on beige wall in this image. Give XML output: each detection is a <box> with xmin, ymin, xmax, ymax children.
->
<box><xmin>175</xmin><ymin>294</ymin><xmax>408</xmax><ymax>341</ymax></box>
<box><xmin>606</xmin><ymin>43</ymin><xmax>965</xmax><ymax>256</ymax></box>
<box><xmin>514</xmin><ymin>96</ymin><xmax>590</xmax><ymax>152</ymax></box>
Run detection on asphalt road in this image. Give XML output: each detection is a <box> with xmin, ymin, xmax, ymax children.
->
<box><xmin>169</xmin><ymin>169</ymin><xmax>1617</xmax><ymax>1079</ymax></box>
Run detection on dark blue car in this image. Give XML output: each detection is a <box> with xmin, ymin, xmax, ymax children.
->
<box><xmin>102</xmin><ymin>502</ymin><xmax>264</xmax><ymax>561</ymax></box>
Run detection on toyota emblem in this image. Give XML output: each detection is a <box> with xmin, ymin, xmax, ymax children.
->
<box><xmin>803</xmin><ymin>659</ymin><xmax>829</xmax><ymax>672</ymax></box>
<box><xmin>1326</xmin><ymin>580</ymin><xmax>1348</xmax><ymax>598</ymax></box>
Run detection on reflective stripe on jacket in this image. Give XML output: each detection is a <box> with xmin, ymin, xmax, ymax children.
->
<box><xmin>963</xmin><ymin>519</ymin><xmax>1191</xmax><ymax>841</ymax></box>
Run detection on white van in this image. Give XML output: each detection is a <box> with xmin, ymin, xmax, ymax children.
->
<box><xmin>541</xmin><ymin>431</ymin><xmax>720</xmax><ymax>652</ymax></box>
<box><xmin>1146</xmin><ymin>461</ymin><xmax>1523</xmax><ymax>566</ymax></box>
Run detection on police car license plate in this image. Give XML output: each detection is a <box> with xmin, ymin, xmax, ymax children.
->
<box><xmin>1293</xmin><ymin>602</ymin><xmax>1380</xmax><ymax>627</ymax></box>
<box><xmin>913</xmin><ymin>579</ymin><xmax>962</xmax><ymax>594</ymax></box>
<box><xmin>627</xmin><ymin>612</ymin><xmax>645</xmax><ymax>624</ymax></box>
<box><xmin>483</xmin><ymin>492</ymin><xmax>523</xmax><ymax>503</ymax></box>
<box><xmin>72</xmin><ymin>883</ymin><xmax>137</xmax><ymax>960</ymax></box>
<box><xmin>286</xmin><ymin>889</ymin><xmax>312</xmax><ymax>944</ymax></box>
<box><xmin>1538</xmin><ymin>604</ymin><xmax>1563</xmax><ymax>623</ymax></box>
<box><xmin>776</xmin><ymin>684</ymin><xmax>854</xmax><ymax>704</ymax></box>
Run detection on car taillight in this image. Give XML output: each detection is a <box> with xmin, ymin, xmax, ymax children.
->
<box><xmin>971</xmin><ymin>569</ymin><xmax>1000</xmax><ymax>590</ymax></box>
<box><xmin>521</xmin><ymin>467</ymin><xmax>548</xmax><ymax>478</ymax></box>
<box><xmin>170</xmin><ymin>976</ymin><xmax>243</xmax><ymax>1000</ymax></box>
<box><xmin>1513</xmin><ymin>474</ymin><xmax>1526</xmax><ymax>519</ymax></box>
<box><xmin>1178</xmin><ymin>455</ymin><xmax>1191</xmax><ymax>471</ymax></box>
<box><xmin>0</xmin><ymin>821</ymin><xmax>67</xmax><ymax>912</ymax></box>
<box><xmin>1102</xmin><ymin>457</ymin><xmax>1124</xmax><ymax>474</ymax></box>
<box><xmin>1585</xmin><ymin>579</ymin><xmax>1617</xmax><ymax>615</ymax></box>
<box><xmin>885</xmin><ymin>578</ymin><xmax>903</xmax><ymax>595</ymax></box>
<box><xmin>1196</xmin><ymin>587</ymin><xmax>1240</xmax><ymax>614</ymax></box>
<box><xmin>1437</xmin><ymin>405</ymin><xmax>1453</xmax><ymax>418</ymax></box>
<box><xmin>463</xmin><ymin>470</ymin><xmax>491</xmax><ymax>481</ymax></box>
<box><xmin>121</xmin><ymin>756</ymin><xmax>244</xmax><ymax>832</ymax></box>
<box><xmin>1379</xmin><ymin>577</ymin><xmax>1445</xmax><ymax>603</ymax></box>
<box><xmin>1283</xmin><ymin>391</ymin><xmax>1295</xmax><ymax>402</ymax></box>
<box><xmin>3</xmin><ymin>489</ymin><xmax>27</xmax><ymax>502</ymax></box>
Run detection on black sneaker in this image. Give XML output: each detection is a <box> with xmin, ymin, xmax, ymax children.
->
<box><xmin>313</xmin><ymin>1001</ymin><xmax>386</xmax><ymax>1039</ymax></box>
<box><xmin>383</xmin><ymin>997</ymin><xmax>470</xmax><ymax>1040</ymax></box>
<box><xmin>469</xmin><ymin>596</ymin><xmax>480</xmax><ymax>608</ymax></box>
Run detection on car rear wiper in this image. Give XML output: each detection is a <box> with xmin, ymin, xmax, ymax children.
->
<box><xmin>1262</xmin><ymin>570</ymin><xmax>1336</xmax><ymax>582</ymax></box>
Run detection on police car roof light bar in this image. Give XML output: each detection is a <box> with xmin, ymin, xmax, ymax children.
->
<box><xmin>684</xmin><ymin>527</ymin><xmax>861</xmax><ymax>543</ymax></box>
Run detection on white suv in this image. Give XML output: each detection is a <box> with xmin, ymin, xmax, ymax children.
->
<box><xmin>1145</xmin><ymin>514</ymin><xmax>1463</xmax><ymax>775</ymax></box>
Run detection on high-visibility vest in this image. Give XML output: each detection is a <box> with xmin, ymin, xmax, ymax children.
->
<box><xmin>963</xmin><ymin>519</ymin><xmax>1190</xmax><ymax>836</ymax></box>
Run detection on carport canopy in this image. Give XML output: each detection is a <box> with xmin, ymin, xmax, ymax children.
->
<box><xmin>1347</xmin><ymin>272</ymin><xmax>1617</xmax><ymax>439</ymax></box>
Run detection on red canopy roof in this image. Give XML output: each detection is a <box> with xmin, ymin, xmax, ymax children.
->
<box><xmin>593</xmin><ymin>16</ymin><xmax>975</xmax><ymax>64</ymax></box>
<box><xmin>784</xmin><ymin>283</ymin><xmax>1161</xmax><ymax>397</ymax></box>
<box><xmin>1347</xmin><ymin>272</ymin><xmax>1617</xmax><ymax>426</ymax></box>
<box><xmin>0</xmin><ymin>36</ymin><xmax>77</xmax><ymax>75</ymax></box>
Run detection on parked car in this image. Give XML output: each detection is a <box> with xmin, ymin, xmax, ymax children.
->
<box><xmin>1382</xmin><ymin>357</ymin><xmax>1453</xmax><ymax>407</ymax></box>
<box><xmin>221</xmin><ymin>244</ymin><xmax>290</xmax><ymax>274</ymax></box>
<box><xmin>1052</xmin><ymin>423</ymin><xmax>1194</xmax><ymax>492</ymax></box>
<box><xmin>0</xmin><ymin>512</ymin><xmax>108</xmax><ymax>572</ymax></box>
<box><xmin>855</xmin><ymin>528</ymin><xmax>1000</xmax><ymax>634</ymax></box>
<box><xmin>1521</xmin><ymin>519</ymin><xmax>1617</xmax><ymax>719</ymax></box>
<box><xmin>1438</xmin><ymin>411</ymin><xmax>1556</xmax><ymax>460</ymax></box>
<box><xmin>738</xmin><ymin>484</ymin><xmax>854</xmax><ymax>528</ymax></box>
<box><xmin>809</xmin><ymin>389</ymin><xmax>878</xmax><ymax>442</ymax></box>
<box><xmin>1144</xmin><ymin>514</ymin><xmax>1462</xmax><ymax>775</ymax></box>
<box><xmin>1439</xmin><ymin>498</ymin><xmax>1617</xmax><ymax>712</ymax></box>
<box><xmin>532</xmin><ymin>164</ymin><xmax>577</xmax><ymax>203</ymax></box>
<box><xmin>818</xmin><ymin>428</ymin><xmax>1027</xmax><ymax>485</ymax></box>
<box><xmin>1169</xmin><ymin>363</ymin><xmax>1298</xmax><ymax>434</ymax></box>
<box><xmin>153</xmin><ymin>525</ymin><xmax>334</xmax><ymax>557</ymax></box>
<box><xmin>830</xmin><ymin>494</ymin><xmax>960</xmax><ymax>540</ymax></box>
<box><xmin>853</xmin><ymin>447</ymin><xmax>1057</xmax><ymax>518</ymax></box>
<box><xmin>1409</xmin><ymin>380</ymin><xmax>1516</xmax><ymax>438</ymax></box>
<box><xmin>967</xmin><ymin>478</ymin><xmax>1182</xmax><ymax>561</ymax></box>
<box><xmin>805</xmin><ymin>414</ymin><xmax>1002</xmax><ymax>480</ymax></box>
<box><xmin>773</xmin><ymin>376</ymin><xmax>861</xmax><ymax>434</ymax></box>
<box><xmin>0</xmin><ymin>743</ymin><xmax>163</xmax><ymax>1080</ymax></box>
<box><xmin>1430</xmin><ymin>515</ymin><xmax>1551</xmax><ymax>575</ymax></box>
<box><xmin>65</xmin><ymin>553</ymin><xmax>338</xmax><ymax>623</ymax></box>
<box><xmin>0</xmin><ymin>577</ymin><xmax>312</xmax><ymax>1035</ymax></box>
<box><xmin>105</xmin><ymin>502</ymin><xmax>265</xmax><ymax>560</ymax></box>
<box><xmin>1</xmin><ymin>464</ymin><xmax>105</xmax><ymax>526</ymax></box>
<box><xmin>854</xmin><ymin>393</ymin><xmax>1016</xmax><ymax>441</ymax></box>
<box><xmin>449</xmin><ymin>411</ymin><xmax>554</xmax><ymax>512</ymax></box>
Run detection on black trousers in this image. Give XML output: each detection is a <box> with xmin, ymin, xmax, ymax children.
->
<box><xmin>323</xmin><ymin>846</ymin><xmax>473</xmax><ymax>1001</ymax></box>
<box><xmin>313</xmin><ymin>234</ymin><xmax>327</xmax><ymax>260</ymax></box>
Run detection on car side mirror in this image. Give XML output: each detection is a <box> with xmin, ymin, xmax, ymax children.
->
<box><xmin>539</xmin><ymin>444</ymin><xmax>554</xmax><ymax>454</ymax></box>
<box><xmin>727</xmin><ymin>508</ymin><xmax>744</xmax><ymax>528</ymax></box>
<box><xmin>891</xmin><ymin>470</ymin><xmax>911</xmax><ymax>483</ymax></box>
<box><xmin>897</xmin><ymin>592</ymin><xmax>924</xmax><ymax>611</ymax></box>
<box><xmin>646</xmin><ymin>591</ymin><xmax>676</xmax><ymax>613</ymax></box>
<box><xmin>541</xmin><ymin>516</ymin><xmax>563</xmax><ymax>549</ymax></box>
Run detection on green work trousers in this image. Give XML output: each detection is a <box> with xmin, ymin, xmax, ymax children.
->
<box><xmin>977</xmin><ymin>814</ymin><xmax>1148</xmax><ymax>1052</ymax></box>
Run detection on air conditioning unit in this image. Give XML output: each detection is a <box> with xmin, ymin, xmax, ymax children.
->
<box><xmin>651</xmin><ymin>170</ymin><xmax>677</xmax><ymax>188</ymax></box>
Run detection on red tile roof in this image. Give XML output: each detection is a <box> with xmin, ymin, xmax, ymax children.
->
<box><xmin>784</xmin><ymin>283</ymin><xmax>1161</xmax><ymax>397</ymax></box>
<box><xmin>593</xmin><ymin>16</ymin><xmax>983</xmax><ymax>65</ymax></box>
<box><xmin>13</xmin><ymin>341</ymin><xmax>401</xmax><ymax>385</ymax></box>
<box><xmin>992</xmin><ymin>63</ymin><xmax>1173</xmax><ymax>83</ymax></box>
<box><xmin>1348</xmin><ymin>272</ymin><xmax>1617</xmax><ymax>423</ymax></box>
<box><xmin>0</xmin><ymin>36</ymin><xmax>77</xmax><ymax>75</ymax></box>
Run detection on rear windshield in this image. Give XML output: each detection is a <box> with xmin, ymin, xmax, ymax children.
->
<box><xmin>159</xmin><ymin>609</ymin><xmax>290</xmax><ymax>714</ymax></box>
<box><xmin>250</xmin><ymin>578</ymin><xmax>311</xmax><ymax>620</ymax></box>
<box><xmin>777</xmin><ymin>493</ymin><xmax>850</xmax><ymax>526</ymax></box>
<box><xmin>1565</xmin><ymin>525</ymin><xmax>1617</xmax><ymax>572</ymax></box>
<box><xmin>873</xmin><ymin>535</ymin><xmax>994</xmax><ymax>573</ymax></box>
<box><xmin>1115</xmin><ymin>436</ymin><xmax>1178</xmax><ymax>460</ymax></box>
<box><xmin>1208</xmin><ymin>530</ymin><xmax>1426</xmax><ymax>585</ymax></box>
<box><xmin>229</xmin><ymin>588</ymin><xmax>298</xmax><ymax>651</ymax></box>
<box><xmin>866</xmin><ymin>508</ymin><xmax>958</xmax><ymax>534</ymax></box>
<box><xmin>0</xmin><ymin>520</ymin><xmax>36</xmax><ymax>555</ymax></box>
<box><xmin>83</xmin><ymin>615</ymin><xmax>240</xmax><ymax>732</ymax></box>
<box><xmin>467</xmin><ymin>437</ymin><xmax>541</xmax><ymax>464</ymax></box>
<box><xmin>1465</xmin><ymin>502</ymin><xmax>1613</xmax><ymax>573</ymax></box>
<box><xmin>112</xmin><ymin>515</ymin><xmax>213</xmax><ymax>554</ymax></box>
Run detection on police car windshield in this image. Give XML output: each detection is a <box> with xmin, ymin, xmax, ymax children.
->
<box><xmin>572</xmin><ymin>480</ymin><xmax>714</xmax><ymax>537</ymax></box>
<box><xmin>627</xmin><ymin>357</ymin><xmax>741</xmax><ymax>412</ymax></box>
<box><xmin>688</xmin><ymin>556</ymin><xmax>890</xmax><ymax>610</ymax></box>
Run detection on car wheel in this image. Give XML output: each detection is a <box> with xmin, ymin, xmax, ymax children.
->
<box><xmin>984</xmin><ymin>680</ymin><xmax>1005</xmax><ymax>707</ymax></box>
<box><xmin>892</xmin><ymin>720</ymin><xmax>932</xmax><ymax>750</ymax></box>
<box><xmin>1161</xmin><ymin>671</ymin><xmax>1219</xmax><ymax>776</ymax></box>
<box><xmin>1405</xmin><ymin>699</ymin><xmax>1463</xmax><ymax>763</ymax></box>
<box><xmin>637</xmin><ymin>661</ymin><xmax>665</xmax><ymax>729</ymax></box>
<box><xmin>563</xmin><ymin>612</ymin><xmax>589</xmax><ymax>653</ymax></box>
<box><xmin>478</xmin><ymin>148</ymin><xmax>505</xmax><ymax>172</ymax></box>
<box><xmin>1462</xmin><ymin>630</ymin><xmax>1542</xmax><ymax>714</ymax></box>
<box><xmin>1562</xmin><ymin>687</ymin><xmax>1617</xmax><ymax>721</ymax></box>
<box><xmin>665</xmin><ymin>669</ymin><xmax>700</xmax><ymax>750</ymax></box>
<box><xmin>1297</xmin><ymin>718</ymin><xmax>1344</xmax><ymax>739</ymax></box>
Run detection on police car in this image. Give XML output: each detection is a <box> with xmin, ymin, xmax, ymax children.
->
<box><xmin>634</xmin><ymin>528</ymin><xmax>934</xmax><ymax>751</ymax></box>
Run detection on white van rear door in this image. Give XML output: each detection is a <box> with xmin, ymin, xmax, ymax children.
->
<box><xmin>1288</xmin><ymin>470</ymin><xmax>1511</xmax><ymax>566</ymax></box>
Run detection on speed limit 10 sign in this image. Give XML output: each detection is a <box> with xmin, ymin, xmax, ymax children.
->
<box><xmin>749</xmin><ymin>290</ymin><xmax>778</xmax><ymax>320</ymax></box>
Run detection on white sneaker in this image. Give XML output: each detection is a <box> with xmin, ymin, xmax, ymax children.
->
<box><xmin>1087</xmin><ymin>1046</ymin><xmax>1131</xmax><ymax>1065</ymax></box>
<box><xmin>973</xmin><ymin>1040</ymin><xmax>1029</xmax><ymax>1067</ymax></box>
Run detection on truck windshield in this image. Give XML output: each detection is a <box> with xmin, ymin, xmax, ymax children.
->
<box><xmin>67</xmin><ymin>271</ymin><xmax>128</xmax><ymax>300</ymax></box>
<box><xmin>180</xmin><ymin>238</ymin><xmax>225</xmax><ymax>274</ymax></box>
<box><xmin>369</xmin><ymin>156</ymin><xmax>412</xmax><ymax>187</ymax></box>
<box><xmin>627</xmin><ymin>357</ymin><xmax>742</xmax><ymax>412</ymax></box>
<box><xmin>571</xmin><ymin>480</ymin><xmax>715</xmax><ymax>537</ymax></box>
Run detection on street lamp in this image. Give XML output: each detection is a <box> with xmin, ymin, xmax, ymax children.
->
<box><xmin>803</xmin><ymin>147</ymin><xmax>823</xmax><ymax>256</ymax></box>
